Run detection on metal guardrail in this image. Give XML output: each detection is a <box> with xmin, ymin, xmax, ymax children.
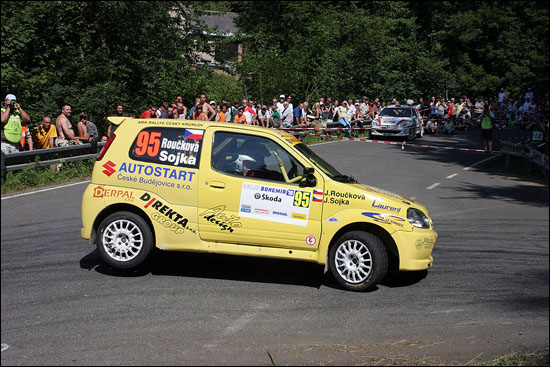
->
<box><xmin>500</xmin><ymin>140</ymin><xmax>549</xmax><ymax>172</ymax></box>
<box><xmin>1</xmin><ymin>142</ymin><xmax>106</xmax><ymax>177</ymax></box>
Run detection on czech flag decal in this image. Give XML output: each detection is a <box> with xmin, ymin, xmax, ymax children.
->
<box><xmin>184</xmin><ymin>129</ymin><xmax>204</xmax><ymax>140</ymax></box>
<box><xmin>313</xmin><ymin>189</ymin><xmax>323</xmax><ymax>202</ymax></box>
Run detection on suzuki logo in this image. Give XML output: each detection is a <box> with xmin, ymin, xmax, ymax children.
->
<box><xmin>102</xmin><ymin>161</ymin><xmax>116</xmax><ymax>176</ymax></box>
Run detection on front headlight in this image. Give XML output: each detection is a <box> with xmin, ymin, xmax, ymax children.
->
<box><xmin>407</xmin><ymin>208</ymin><xmax>430</xmax><ymax>228</ymax></box>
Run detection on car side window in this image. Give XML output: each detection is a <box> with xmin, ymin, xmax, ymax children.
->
<box><xmin>211</xmin><ymin>131</ymin><xmax>306</xmax><ymax>183</ymax></box>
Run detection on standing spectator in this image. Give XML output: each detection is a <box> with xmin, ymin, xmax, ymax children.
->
<box><xmin>436</xmin><ymin>98</ymin><xmax>447</xmax><ymax>119</ymax></box>
<box><xmin>107</xmin><ymin>104</ymin><xmax>128</xmax><ymax>137</ymax></box>
<box><xmin>233</xmin><ymin>106</ymin><xmax>247</xmax><ymax>124</ymax></box>
<box><xmin>270</xmin><ymin>105</ymin><xmax>281</xmax><ymax>128</ymax></box>
<box><xmin>1</xmin><ymin>94</ymin><xmax>30</xmax><ymax>154</ymax></box>
<box><xmin>293</xmin><ymin>102</ymin><xmax>304</xmax><ymax>127</ymax></box>
<box><xmin>19</xmin><ymin>122</ymin><xmax>33</xmax><ymax>151</ymax></box>
<box><xmin>524</xmin><ymin>87</ymin><xmax>534</xmax><ymax>102</ymax></box>
<box><xmin>257</xmin><ymin>105</ymin><xmax>270</xmax><ymax>128</ymax></box>
<box><xmin>215</xmin><ymin>105</ymin><xmax>226</xmax><ymax>122</ymax></box>
<box><xmin>157</xmin><ymin>102</ymin><xmax>169</xmax><ymax>118</ymax></box>
<box><xmin>498</xmin><ymin>88</ymin><xmax>507</xmax><ymax>107</ymax></box>
<box><xmin>55</xmin><ymin>104</ymin><xmax>80</xmax><ymax>146</ymax></box>
<box><xmin>32</xmin><ymin>116</ymin><xmax>57</xmax><ymax>149</ymax></box>
<box><xmin>196</xmin><ymin>106</ymin><xmax>207</xmax><ymax>121</ymax></box>
<box><xmin>139</xmin><ymin>105</ymin><xmax>157</xmax><ymax>119</ymax></box>
<box><xmin>229</xmin><ymin>101</ymin><xmax>240</xmax><ymax>122</ymax></box>
<box><xmin>338</xmin><ymin>101</ymin><xmax>352</xmax><ymax>134</ymax></box>
<box><xmin>281</xmin><ymin>101</ymin><xmax>293</xmax><ymax>128</ymax></box>
<box><xmin>199</xmin><ymin>94</ymin><xmax>216</xmax><ymax>121</ymax></box>
<box><xmin>175</xmin><ymin>102</ymin><xmax>187</xmax><ymax>120</ymax></box>
<box><xmin>77</xmin><ymin>112</ymin><xmax>99</xmax><ymax>143</ymax></box>
<box><xmin>189</xmin><ymin>97</ymin><xmax>200</xmax><ymax>120</ymax></box>
<box><xmin>286</xmin><ymin>95</ymin><xmax>294</xmax><ymax>113</ymax></box>
<box><xmin>480</xmin><ymin>106</ymin><xmax>494</xmax><ymax>153</ymax></box>
<box><xmin>166</xmin><ymin>105</ymin><xmax>176</xmax><ymax>119</ymax></box>
<box><xmin>243</xmin><ymin>103</ymin><xmax>257</xmax><ymax>125</ymax></box>
<box><xmin>360</xmin><ymin>97</ymin><xmax>369</xmax><ymax>116</ymax></box>
<box><xmin>277</xmin><ymin>95</ymin><xmax>285</xmax><ymax>112</ymax></box>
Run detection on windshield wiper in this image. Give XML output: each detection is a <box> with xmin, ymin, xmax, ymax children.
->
<box><xmin>333</xmin><ymin>174</ymin><xmax>357</xmax><ymax>184</ymax></box>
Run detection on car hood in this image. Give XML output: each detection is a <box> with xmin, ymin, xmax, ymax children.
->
<box><xmin>325</xmin><ymin>181</ymin><xmax>430</xmax><ymax>215</ymax></box>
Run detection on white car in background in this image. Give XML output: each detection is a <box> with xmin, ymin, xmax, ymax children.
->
<box><xmin>371</xmin><ymin>105</ymin><xmax>424</xmax><ymax>140</ymax></box>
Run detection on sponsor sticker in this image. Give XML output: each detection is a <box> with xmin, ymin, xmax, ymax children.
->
<box><xmin>129</xmin><ymin>127</ymin><xmax>203</xmax><ymax>169</ymax></box>
<box><xmin>139</xmin><ymin>193</ymin><xmax>195</xmax><ymax>234</ymax></box>
<box><xmin>328</xmin><ymin>217</ymin><xmax>338</xmax><ymax>222</ymax></box>
<box><xmin>93</xmin><ymin>186</ymin><xmax>135</xmax><ymax>201</ymax></box>
<box><xmin>239</xmin><ymin>182</ymin><xmax>311</xmax><ymax>226</ymax></box>
<box><xmin>361</xmin><ymin>212</ymin><xmax>406</xmax><ymax>227</ymax></box>
<box><xmin>305</xmin><ymin>235</ymin><xmax>317</xmax><ymax>246</ymax></box>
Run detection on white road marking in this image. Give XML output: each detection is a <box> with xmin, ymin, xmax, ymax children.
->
<box><xmin>1</xmin><ymin>180</ymin><xmax>90</xmax><ymax>200</ymax></box>
<box><xmin>463</xmin><ymin>154</ymin><xmax>502</xmax><ymax>170</ymax></box>
<box><xmin>1</xmin><ymin>344</ymin><xmax>9</xmax><ymax>352</ymax></box>
<box><xmin>446</xmin><ymin>174</ymin><xmax>458</xmax><ymax>179</ymax></box>
<box><xmin>426</xmin><ymin>183</ymin><xmax>440</xmax><ymax>190</ymax></box>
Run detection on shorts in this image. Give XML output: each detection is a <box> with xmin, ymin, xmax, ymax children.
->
<box><xmin>55</xmin><ymin>138</ymin><xmax>70</xmax><ymax>147</ymax></box>
<box><xmin>481</xmin><ymin>129</ymin><xmax>493</xmax><ymax>140</ymax></box>
<box><xmin>1</xmin><ymin>141</ymin><xmax>20</xmax><ymax>154</ymax></box>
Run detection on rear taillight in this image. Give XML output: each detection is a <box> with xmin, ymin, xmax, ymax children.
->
<box><xmin>97</xmin><ymin>134</ymin><xmax>116</xmax><ymax>161</ymax></box>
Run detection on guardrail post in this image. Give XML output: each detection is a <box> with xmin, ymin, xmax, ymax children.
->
<box><xmin>1</xmin><ymin>151</ymin><xmax>6</xmax><ymax>179</ymax></box>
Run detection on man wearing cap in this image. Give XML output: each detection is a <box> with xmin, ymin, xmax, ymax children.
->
<box><xmin>277</xmin><ymin>95</ymin><xmax>285</xmax><ymax>113</ymax></box>
<box><xmin>2</xmin><ymin>94</ymin><xmax>31</xmax><ymax>154</ymax></box>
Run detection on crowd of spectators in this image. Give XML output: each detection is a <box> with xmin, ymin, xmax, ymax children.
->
<box><xmin>2</xmin><ymin>87</ymin><xmax>548</xmax><ymax>156</ymax></box>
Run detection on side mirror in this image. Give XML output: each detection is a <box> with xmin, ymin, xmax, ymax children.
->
<box><xmin>299</xmin><ymin>168</ymin><xmax>317</xmax><ymax>187</ymax></box>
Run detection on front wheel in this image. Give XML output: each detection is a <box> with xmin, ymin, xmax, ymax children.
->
<box><xmin>329</xmin><ymin>231</ymin><xmax>388</xmax><ymax>291</ymax></box>
<box><xmin>97</xmin><ymin>211</ymin><xmax>154</xmax><ymax>269</ymax></box>
<box><xmin>407</xmin><ymin>125</ymin><xmax>416</xmax><ymax>141</ymax></box>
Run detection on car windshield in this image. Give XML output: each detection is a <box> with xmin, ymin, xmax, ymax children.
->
<box><xmin>294</xmin><ymin>143</ymin><xmax>356</xmax><ymax>183</ymax></box>
<box><xmin>379</xmin><ymin>108</ymin><xmax>412</xmax><ymax>118</ymax></box>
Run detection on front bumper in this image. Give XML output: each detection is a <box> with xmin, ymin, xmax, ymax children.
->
<box><xmin>371</xmin><ymin>128</ymin><xmax>409</xmax><ymax>137</ymax></box>
<box><xmin>391</xmin><ymin>228</ymin><xmax>437</xmax><ymax>271</ymax></box>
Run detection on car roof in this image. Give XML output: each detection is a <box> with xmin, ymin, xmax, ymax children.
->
<box><xmin>107</xmin><ymin>117</ymin><xmax>298</xmax><ymax>140</ymax></box>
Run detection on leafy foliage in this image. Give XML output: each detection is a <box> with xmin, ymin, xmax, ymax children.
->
<box><xmin>1</xmin><ymin>0</ymin><xmax>548</xmax><ymax>136</ymax></box>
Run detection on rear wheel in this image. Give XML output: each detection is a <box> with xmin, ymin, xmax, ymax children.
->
<box><xmin>329</xmin><ymin>231</ymin><xmax>388</xmax><ymax>292</ymax></box>
<box><xmin>97</xmin><ymin>211</ymin><xmax>154</xmax><ymax>269</ymax></box>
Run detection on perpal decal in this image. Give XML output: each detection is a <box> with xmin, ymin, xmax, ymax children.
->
<box><xmin>239</xmin><ymin>182</ymin><xmax>311</xmax><ymax>226</ymax></box>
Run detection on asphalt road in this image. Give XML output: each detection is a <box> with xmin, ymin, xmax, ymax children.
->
<box><xmin>2</xmin><ymin>130</ymin><xmax>549</xmax><ymax>365</ymax></box>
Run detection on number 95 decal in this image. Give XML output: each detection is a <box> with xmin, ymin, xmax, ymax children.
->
<box><xmin>293</xmin><ymin>191</ymin><xmax>311</xmax><ymax>208</ymax></box>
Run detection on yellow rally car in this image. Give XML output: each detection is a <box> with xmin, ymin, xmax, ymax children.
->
<box><xmin>81</xmin><ymin>117</ymin><xmax>437</xmax><ymax>291</ymax></box>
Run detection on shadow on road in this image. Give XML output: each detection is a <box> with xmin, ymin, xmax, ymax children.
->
<box><xmin>447</xmin><ymin>181</ymin><xmax>549</xmax><ymax>207</ymax></box>
<box><xmin>80</xmin><ymin>249</ymin><xmax>429</xmax><ymax>291</ymax></box>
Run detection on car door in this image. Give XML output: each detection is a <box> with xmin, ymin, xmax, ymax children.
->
<box><xmin>197</xmin><ymin>128</ymin><xmax>324</xmax><ymax>251</ymax></box>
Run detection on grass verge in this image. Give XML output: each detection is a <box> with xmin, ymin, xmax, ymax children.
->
<box><xmin>1</xmin><ymin>159</ymin><xmax>95</xmax><ymax>195</ymax></box>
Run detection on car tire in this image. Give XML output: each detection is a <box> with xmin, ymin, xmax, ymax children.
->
<box><xmin>407</xmin><ymin>125</ymin><xmax>416</xmax><ymax>141</ymax></box>
<box><xmin>97</xmin><ymin>211</ymin><xmax>154</xmax><ymax>269</ymax></box>
<box><xmin>329</xmin><ymin>231</ymin><xmax>388</xmax><ymax>292</ymax></box>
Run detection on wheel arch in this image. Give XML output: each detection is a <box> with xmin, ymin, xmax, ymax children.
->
<box><xmin>90</xmin><ymin>203</ymin><xmax>156</xmax><ymax>247</ymax></box>
<box><xmin>325</xmin><ymin>222</ymin><xmax>399</xmax><ymax>271</ymax></box>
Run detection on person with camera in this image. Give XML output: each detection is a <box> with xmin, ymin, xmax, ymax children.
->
<box><xmin>1</xmin><ymin>94</ymin><xmax>30</xmax><ymax>154</ymax></box>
